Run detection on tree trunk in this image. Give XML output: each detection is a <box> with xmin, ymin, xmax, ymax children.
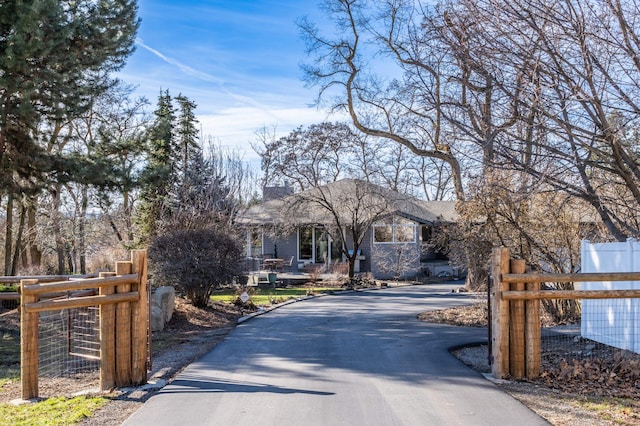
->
<box><xmin>4</xmin><ymin>193</ymin><xmax>13</xmax><ymax>275</ymax></box>
<box><xmin>10</xmin><ymin>202</ymin><xmax>26</xmax><ymax>275</ymax></box>
<box><xmin>67</xmin><ymin>249</ymin><xmax>75</xmax><ymax>274</ymax></box>
<box><xmin>79</xmin><ymin>185</ymin><xmax>88</xmax><ymax>274</ymax></box>
<box><xmin>124</xmin><ymin>190</ymin><xmax>134</xmax><ymax>243</ymax></box>
<box><xmin>52</xmin><ymin>185</ymin><xmax>66</xmax><ymax>274</ymax></box>
<box><xmin>26</xmin><ymin>197</ymin><xmax>42</xmax><ymax>267</ymax></box>
<box><xmin>347</xmin><ymin>255</ymin><xmax>356</xmax><ymax>280</ymax></box>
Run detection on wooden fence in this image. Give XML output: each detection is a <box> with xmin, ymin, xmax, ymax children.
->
<box><xmin>17</xmin><ymin>249</ymin><xmax>148</xmax><ymax>400</ymax></box>
<box><xmin>491</xmin><ymin>247</ymin><xmax>640</xmax><ymax>380</ymax></box>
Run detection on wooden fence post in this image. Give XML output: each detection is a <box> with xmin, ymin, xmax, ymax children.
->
<box><xmin>491</xmin><ymin>247</ymin><xmax>511</xmax><ymax>379</ymax></box>
<box><xmin>526</xmin><ymin>278</ymin><xmax>541</xmax><ymax>379</ymax></box>
<box><xmin>99</xmin><ymin>272</ymin><xmax>117</xmax><ymax>391</ymax></box>
<box><xmin>20</xmin><ymin>279</ymin><xmax>39</xmax><ymax>400</ymax></box>
<box><xmin>509</xmin><ymin>259</ymin><xmax>526</xmax><ymax>379</ymax></box>
<box><xmin>115</xmin><ymin>261</ymin><xmax>133</xmax><ymax>387</ymax></box>
<box><xmin>131</xmin><ymin>249</ymin><xmax>148</xmax><ymax>385</ymax></box>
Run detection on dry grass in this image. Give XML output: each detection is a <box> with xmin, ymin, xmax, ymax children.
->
<box><xmin>418</xmin><ymin>301</ymin><xmax>488</xmax><ymax>327</ymax></box>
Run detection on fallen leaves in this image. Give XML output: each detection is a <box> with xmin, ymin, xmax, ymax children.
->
<box><xmin>539</xmin><ymin>356</ymin><xmax>640</xmax><ymax>399</ymax></box>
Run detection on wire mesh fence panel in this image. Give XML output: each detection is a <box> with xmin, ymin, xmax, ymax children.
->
<box><xmin>38</xmin><ymin>306</ymin><xmax>100</xmax><ymax>379</ymax></box>
<box><xmin>536</xmin><ymin>299</ymin><xmax>640</xmax><ymax>398</ymax></box>
<box><xmin>540</xmin><ymin>298</ymin><xmax>639</xmax><ymax>364</ymax></box>
<box><xmin>69</xmin><ymin>306</ymin><xmax>101</xmax><ymax>361</ymax></box>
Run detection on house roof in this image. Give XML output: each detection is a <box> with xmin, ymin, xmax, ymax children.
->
<box><xmin>236</xmin><ymin>179</ymin><xmax>457</xmax><ymax>226</ymax></box>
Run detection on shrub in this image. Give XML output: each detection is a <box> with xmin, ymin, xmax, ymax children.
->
<box><xmin>149</xmin><ymin>228</ymin><xmax>243</xmax><ymax>307</ymax></box>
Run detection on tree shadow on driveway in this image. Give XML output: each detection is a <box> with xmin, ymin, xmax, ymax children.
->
<box><xmin>161</xmin><ymin>375</ymin><xmax>334</xmax><ymax>396</ymax></box>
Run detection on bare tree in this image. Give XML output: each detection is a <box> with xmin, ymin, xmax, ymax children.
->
<box><xmin>435</xmin><ymin>0</ymin><xmax>640</xmax><ymax>240</ymax></box>
<box><xmin>287</xmin><ymin>179</ymin><xmax>401</xmax><ymax>280</ymax></box>
<box><xmin>255</xmin><ymin>122</ymin><xmax>359</xmax><ymax>191</ymax></box>
<box><xmin>203</xmin><ymin>137</ymin><xmax>261</xmax><ymax>207</ymax></box>
<box><xmin>300</xmin><ymin>0</ymin><xmax>640</xmax><ymax>295</ymax></box>
<box><xmin>300</xmin><ymin>0</ymin><xmax>466</xmax><ymax>199</ymax></box>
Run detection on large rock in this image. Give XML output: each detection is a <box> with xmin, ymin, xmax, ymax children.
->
<box><xmin>150</xmin><ymin>305</ymin><xmax>165</xmax><ymax>332</ymax></box>
<box><xmin>150</xmin><ymin>286</ymin><xmax>175</xmax><ymax>332</ymax></box>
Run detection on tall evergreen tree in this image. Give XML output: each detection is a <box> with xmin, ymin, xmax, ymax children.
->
<box><xmin>0</xmin><ymin>0</ymin><xmax>139</xmax><ymax>193</ymax></box>
<box><xmin>136</xmin><ymin>90</ymin><xmax>177</xmax><ymax>242</ymax></box>
<box><xmin>0</xmin><ymin>0</ymin><xmax>138</xmax><ymax>274</ymax></box>
<box><xmin>175</xmin><ymin>94</ymin><xmax>200</xmax><ymax>185</ymax></box>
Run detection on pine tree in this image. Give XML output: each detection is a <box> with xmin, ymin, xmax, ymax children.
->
<box><xmin>136</xmin><ymin>90</ymin><xmax>177</xmax><ymax>242</ymax></box>
<box><xmin>0</xmin><ymin>0</ymin><xmax>139</xmax><ymax>194</ymax></box>
<box><xmin>0</xmin><ymin>0</ymin><xmax>138</xmax><ymax>273</ymax></box>
<box><xmin>175</xmin><ymin>94</ymin><xmax>201</xmax><ymax>185</ymax></box>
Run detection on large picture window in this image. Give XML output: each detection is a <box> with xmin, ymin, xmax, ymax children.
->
<box><xmin>373</xmin><ymin>216</ymin><xmax>416</xmax><ymax>244</ymax></box>
<box><xmin>299</xmin><ymin>227</ymin><xmax>313</xmax><ymax>260</ymax></box>
<box><xmin>298</xmin><ymin>226</ymin><xmax>342</xmax><ymax>263</ymax></box>
<box><xmin>373</xmin><ymin>217</ymin><xmax>393</xmax><ymax>243</ymax></box>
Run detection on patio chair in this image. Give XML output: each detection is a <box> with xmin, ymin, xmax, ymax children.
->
<box><xmin>279</xmin><ymin>256</ymin><xmax>295</xmax><ymax>272</ymax></box>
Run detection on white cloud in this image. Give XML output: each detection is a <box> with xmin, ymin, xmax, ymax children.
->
<box><xmin>197</xmin><ymin>106</ymin><xmax>347</xmax><ymax>159</ymax></box>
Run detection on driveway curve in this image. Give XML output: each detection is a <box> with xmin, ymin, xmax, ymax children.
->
<box><xmin>123</xmin><ymin>283</ymin><xmax>547</xmax><ymax>425</ymax></box>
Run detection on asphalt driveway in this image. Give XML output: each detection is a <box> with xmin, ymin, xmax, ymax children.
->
<box><xmin>123</xmin><ymin>283</ymin><xmax>548</xmax><ymax>425</ymax></box>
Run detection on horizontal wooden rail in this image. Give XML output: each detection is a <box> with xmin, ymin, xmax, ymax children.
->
<box><xmin>503</xmin><ymin>272</ymin><xmax>640</xmax><ymax>284</ymax></box>
<box><xmin>0</xmin><ymin>292</ymin><xmax>20</xmax><ymax>300</ymax></box>
<box><xmin>21</xmin><ymin>274</ymin><xmax>138</xmax><ymax>295</ymax></box>
<box><xmin>1</xmin><ymin>273</ymin><xmax>98</xmax><ymax>284</ymax></box>
<box><xmin>2</xmin><ymin>290</ymin><xmax>95</xmax><ymax>300</ymax></box>
<box><xmin>502</xmin><ymin>289</ymin><xmax>640</xmax><ymax>301</ymax></box>
<box><xmin>24</xmin><ymin>292</ymin><xmax>139</xmax><ymax>313</ymax></box>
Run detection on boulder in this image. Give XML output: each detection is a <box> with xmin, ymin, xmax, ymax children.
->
<box><xmin>150</xmin><ymin>305</ymin><xmax>165</xmax><ymax>332</ymax></box>
<box><xmin>150</xmin><ymin>286</ymin><xmax>175</xmax><ymax>332</ymax></box>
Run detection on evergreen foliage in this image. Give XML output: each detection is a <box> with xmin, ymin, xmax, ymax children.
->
<box><xmin>136</xmin><ymin>90</ymin><xmax>177</xmax><ymax>242</ymax></box>
<box><xmin>0</xmin><ymin>0</ymin><xmax>139</xmax><ymax>193</ymax></box>
<box><xmin>175</xmin><ymin>94</ymin><xmax>200</xmax><ymax>183</ymax></box>
<box><xmin>136</xmin><ymin>92</ymin><xmax>238</xmax><ymax>241</ymax></box>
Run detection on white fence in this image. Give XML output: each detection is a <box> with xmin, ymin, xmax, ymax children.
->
<box><xmin>581</xmin><ymin>239</ymin><xmax>640</xmax><ymax>353</ymax></box>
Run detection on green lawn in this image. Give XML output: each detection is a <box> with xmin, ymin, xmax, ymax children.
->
<box><xmin>210</xmin><ymin>287</ymin><xmax>338</xmax><ymax>305</ymax></box>
<box><xmin>0</xmin><ymin>396</ymin><xmax>109</xmax><ymax>426</ymax></box>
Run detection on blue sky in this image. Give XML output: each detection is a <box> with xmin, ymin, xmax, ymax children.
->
<box><xmin>117</xmin><ymin>0</ymin><xmax>340</xmax><ymax>160</ymax></box>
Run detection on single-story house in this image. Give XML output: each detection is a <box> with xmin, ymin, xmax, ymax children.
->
<box><xmin>236</xmin><ymin>179</ymin><xmax>459</xmax><ymax>279</ymax></box>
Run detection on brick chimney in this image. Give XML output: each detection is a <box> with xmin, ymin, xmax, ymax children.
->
<box><xmin>262</xmin><ymin>181</ymin><xmax>294</xmax><ymax>201</ymax></box>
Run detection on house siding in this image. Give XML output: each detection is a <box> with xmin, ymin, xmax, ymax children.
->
<box><xmin>357</xmin><ymin>228</ymin><xmax>373</xmax><ymax>273</ymax></box>
<box><xmin>370</xmin><ymin>225</ymin><xmax>421</xmax><ymax>279</ymax></box>
<box><xmin>263</xmin><ymin>233</ymin><xmax>298</xmax><ymax>269</ymax></box>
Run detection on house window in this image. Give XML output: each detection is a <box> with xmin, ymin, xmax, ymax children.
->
<box><xmin>373</xmin><ymin>218</ymin><xmax>393</xmax><ymax>243</ymax></box>
<box><xmin>247</xmin><ymin>228</ymin><xmax>263</xmax><ymax>257</ymax></box>
<box><xmin>299</xmin><ymin>227</ymin><xmax>313</xmax><ymax>260</ymax></box>
<box><xmin>373</xmin><ymin>216</ymin><xmax>416</xmax><ymax>244</ymax></box>
<box><xmin>299</xmin><ymin>226</ymin><xmax>341</xmax><ymax>263</ymax></box>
